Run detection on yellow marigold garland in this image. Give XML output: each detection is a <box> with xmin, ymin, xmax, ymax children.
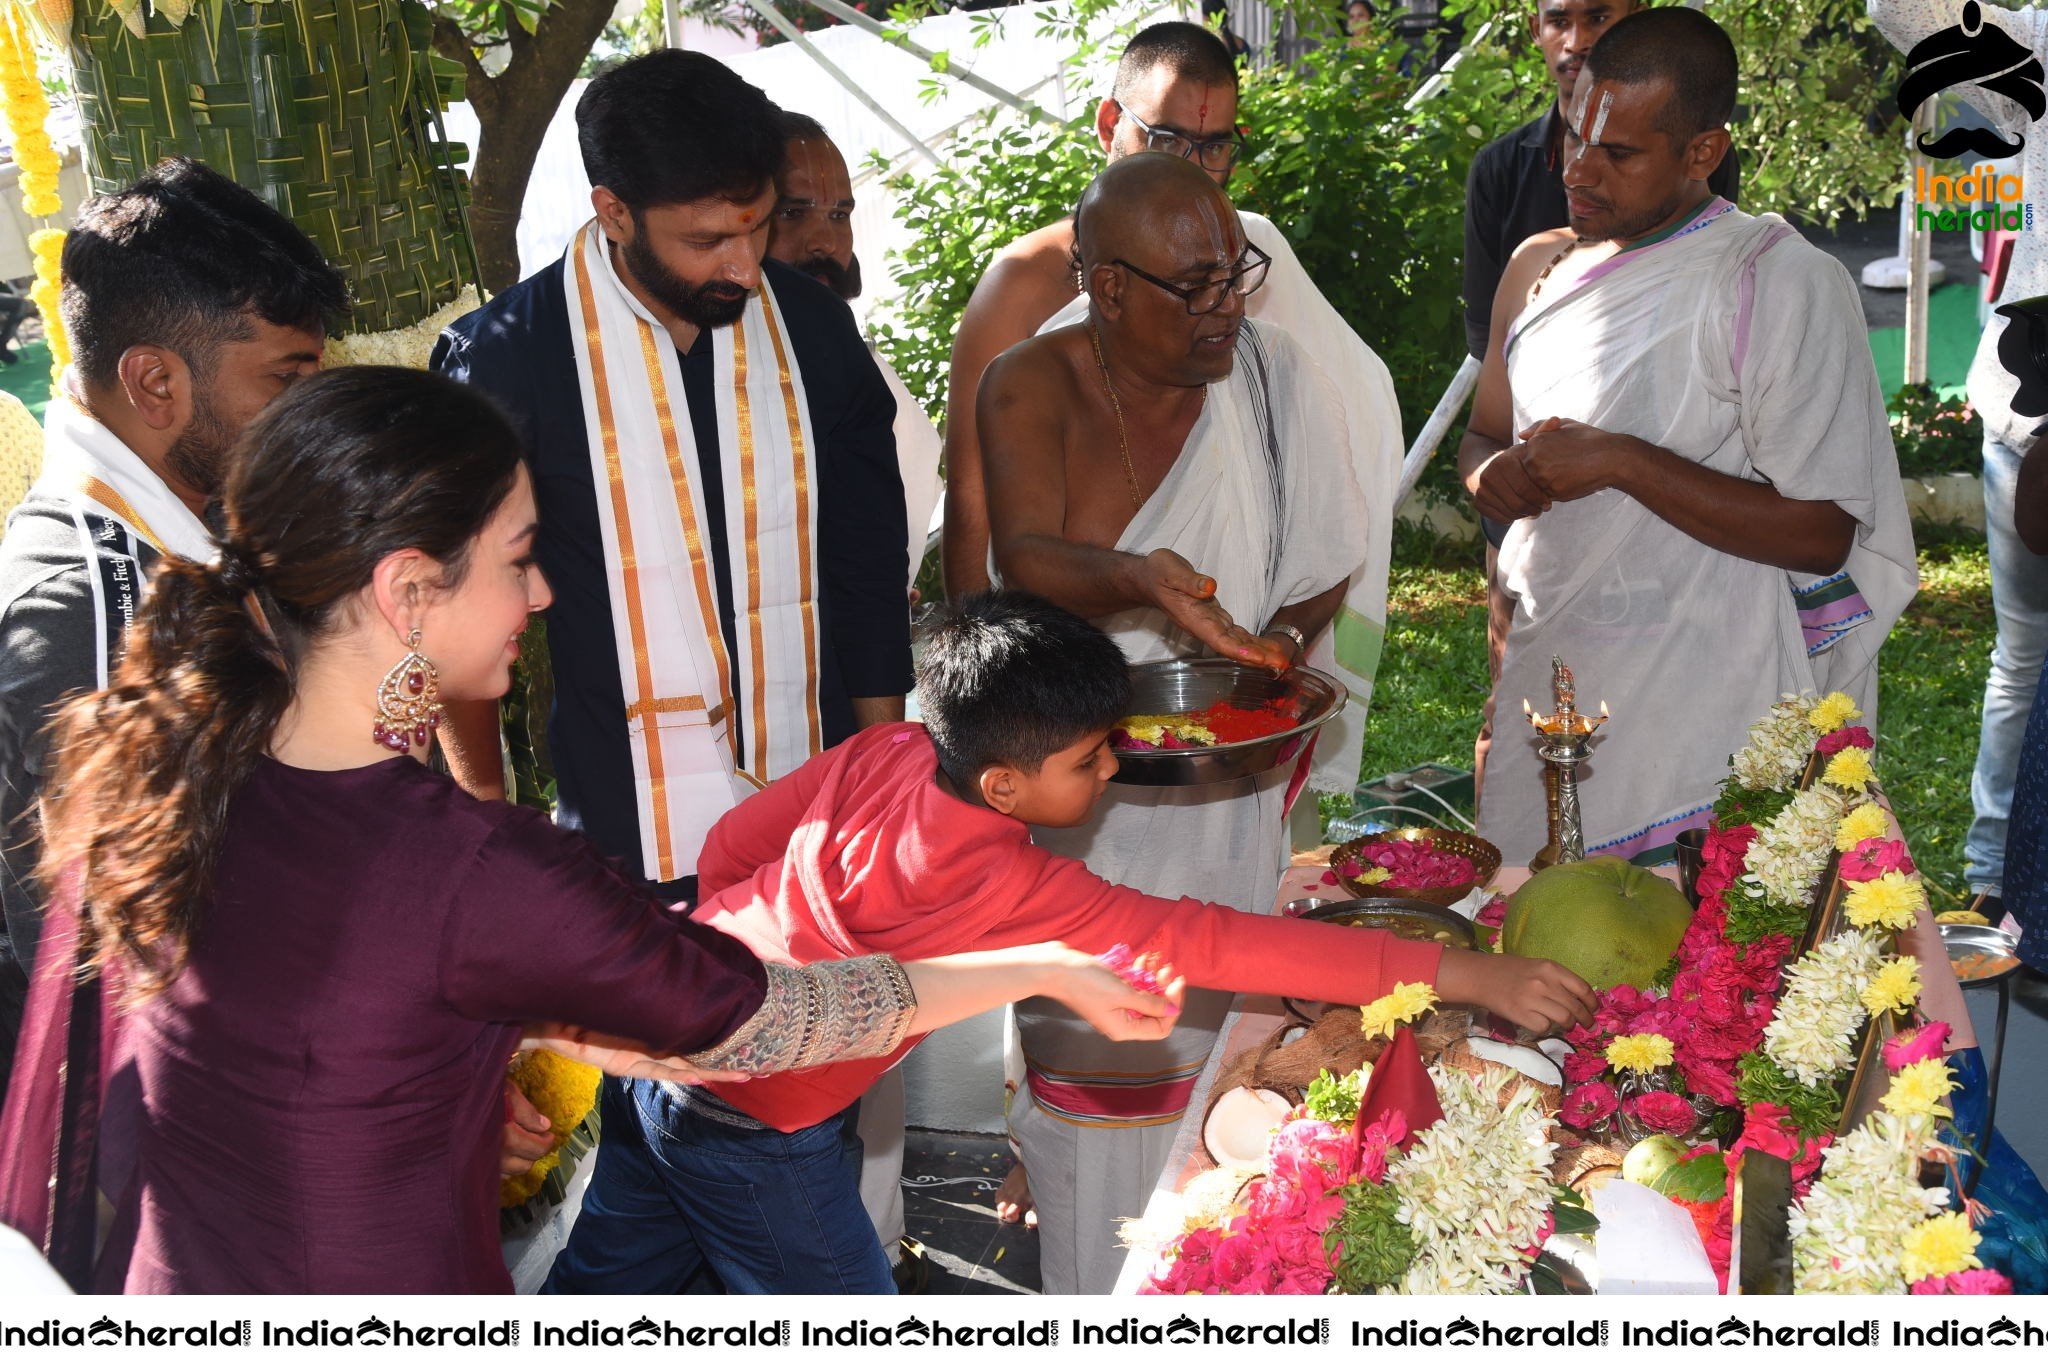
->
<box><xmin>1835</xmin><ymin>802</ymin><xmax>1889</xmax><ymax>853</ymax></box>
<box><xmin>0</xmin><ymin>7</ymin><xmax>66</xmax><ymax>382</ymax></box>
<box><xmin>498</xmin><ymin>1048</ymin><xmax>603</xmax><ymax>1209</ymax></box>
<box><xmin>28</xmin><ymin>227</ymin><xmax>63</xmax><ymax>370</ymax></box>
<box><xmin>1806</xmin><ymin>691</ymin><xmax>1862</xmax><ymax>735</ymax></box>
<box><xmin>0</xmin><ymin>11</ymin><xmax>58</xmax><ymax>216</ymax></box>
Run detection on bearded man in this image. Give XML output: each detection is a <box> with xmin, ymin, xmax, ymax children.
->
<box><xmin>434</xmin><ymin>52</ymin><xmax>911</xmax><ymax>900</ymax></box>
<box><xmin>1457</xmin><ymin>8</ymin><xmax>1915</xmax><ymax>865</ymax></box>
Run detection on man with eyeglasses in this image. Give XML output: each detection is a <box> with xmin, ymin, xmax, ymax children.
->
<box><xmin>977</xmin><ymin>152</ymin><xmax>1373</xmax><ymax>1295</ymax></box>
<box><xmin>941</xmin><ymin>21</ymin><xmax>1403</xmax><ymax>626</ymax></box>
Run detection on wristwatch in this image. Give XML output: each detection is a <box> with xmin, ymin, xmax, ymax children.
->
<box><xmin>1266</xmin><ymin>623</ymin><xmax>1308</xmax><ymax>663</ymax></box>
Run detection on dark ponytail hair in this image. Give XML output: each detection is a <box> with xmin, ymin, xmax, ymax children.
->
<box><xmin>40</xmin><ymin>366</ymin><xmax>525</xmax><ymax>990</ymax></box>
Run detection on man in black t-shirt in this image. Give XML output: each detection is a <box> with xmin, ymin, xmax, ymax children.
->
<box><xmin>0</xmin><ymin>162</ymin><xmax>343</xmax><ymax>1106</ymax></box>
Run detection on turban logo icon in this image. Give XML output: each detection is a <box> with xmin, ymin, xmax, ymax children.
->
<box><xmin>1997</xmin><ymin>295</ymin><xmax>2048</xmax><ymax>423</ymax></box>
<box><xmin>1898</xmin><ymin>0</ymin><xmax>2046</xmax><ymax>159</ymax></box>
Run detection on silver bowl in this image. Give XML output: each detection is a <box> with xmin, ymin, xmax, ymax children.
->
<box><xmin>1941</xmin><ymin>922</ymin><xmax>2025</xmax><ymax>987</ymax></box>
<box><xmin>1109</xmin><ymin>658</ymin><xmax>1346</xmax><ymax>788</ymax></box>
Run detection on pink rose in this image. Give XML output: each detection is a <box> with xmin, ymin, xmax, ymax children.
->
<box><xmin>1815</xmin><ymin>725</ymin><xmax>1874</xmax><ymax>755</ymax></box>
<box><xmin>1563</xmin><ymin>1049</ymin><xmax>1608</xmax><ymax>1085</ymax></box>
<box><xmin>1911</xmin><ymin>1269</ymin><xmax>2013</xmax><ymax>1295</ymax></box>
<box><xmin>1680</xmin><ymin>1060</ymin><xmax>1740</xmax><ymax>1108</ymax></box>
<box><xmin>1628</xmin><ymin>1090</ymin><xmax>1698</xmax><ymax>1135</ymax></box>
<box><xmin>1248</xmin><ymin>1178</ymin><xmax>1310</xmax><ymax>1225</ymax></box>
<box><xmin>1475</xmin><ymin>895</ymin><xmax>1508</xmax><ymax>929</ymax></box>
<box><xmin>1883</xmin><ymin>1019</ymin><xmax>1953</xmax><ymax>1071</ymax></box>
<box><xmin>1563</xmin><ymin>1082</ymin><xmax>1620</xmax><ymax>1129</ymax></box>
<box><xmin>1734</xmin><ymin>1104</ymin><xmax>1831</xmax><ymax>1187</ymax></box>
<box><xmin>1267</xmin><ymin>1221</ymin><xmax>1331</xmax><ymax>1275</ymax></box>
<box><xmin>1839</xmin><ymin>837</ymin><xmax>1915</xmax><ymax>882</ymax></box>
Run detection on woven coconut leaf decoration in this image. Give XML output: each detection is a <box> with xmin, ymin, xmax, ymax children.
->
<box><xmin>68</xmin><ymin>0</ymin><xmax>475</xmax><ymax>335</ymax></box>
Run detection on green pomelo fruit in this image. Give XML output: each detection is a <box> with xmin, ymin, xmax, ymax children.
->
<box><xmin>1499</xmin><ymin>857</ymin><xmax>1695</xmax><ymax>990</ymax></box>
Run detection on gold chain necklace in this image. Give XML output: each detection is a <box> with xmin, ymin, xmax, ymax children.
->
<box><xmin>1088</xmin><ymin>324</ymin><xmax>1145</xmax><ymax>512</ymax></box>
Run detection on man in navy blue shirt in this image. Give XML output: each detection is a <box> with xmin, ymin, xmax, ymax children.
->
<box><xmin>434</xmin><ymin>52</ymin><xmax>911</xmax><ymax>910</ymax></box>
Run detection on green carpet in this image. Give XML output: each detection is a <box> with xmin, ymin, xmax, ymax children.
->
<box><xmin>0</xmin><ymin>339</ymin><xmax>52</xmax><ymax>421</ymax></box>
<box><xmin>1869</xmin><ymin>282</ymin><xmax>1980</xmax><ymax>402</ymax></box>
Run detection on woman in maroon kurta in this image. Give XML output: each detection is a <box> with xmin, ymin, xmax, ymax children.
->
<box><xmin>0</xmin><ymin>368</ymin><xmax>1175</xmax><ymax>1294</ymax></box>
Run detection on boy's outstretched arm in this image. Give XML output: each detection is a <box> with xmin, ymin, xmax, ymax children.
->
<box><xmin>1014</xmin><ymin>852</ymin><xmax>1597</xmax><ymax>1034</ymax></box>
<box><xmin>1433</xmin><ymin>948</ymin><xmax>1598</xmax><ymax>1036</ymax></box>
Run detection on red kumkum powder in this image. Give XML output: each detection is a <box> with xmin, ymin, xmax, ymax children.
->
<box><xmin>1190</xmin><ymin>698</ymin><xmax>1295</xmax><ymax>744</ymax></box>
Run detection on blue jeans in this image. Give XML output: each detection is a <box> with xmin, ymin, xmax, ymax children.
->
<box><xmin>1968</xmin><ymin>435</ymin><xmax>2048</xmax><ymax>895</ymax></box>
<box><xmin>541</xmin><ymin>1078</ymin><xmax>894</xmax><ymax>1295</ymax></box>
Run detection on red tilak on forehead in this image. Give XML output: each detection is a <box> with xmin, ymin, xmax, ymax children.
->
<box><xmin>740</xmin><ymin>209</ymin><xmax>755</xmax><ymax>223</ymax></box>
<box><xmin>1198</xmin><ymin>83</ymin><xmax>1212</xmax><ymax>124</ymax></box>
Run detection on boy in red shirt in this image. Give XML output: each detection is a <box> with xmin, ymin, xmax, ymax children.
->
<box><xmin>547</xmin><ymin>592</ymin><xmax>1595</xmax><ymax>1294</ymax></box>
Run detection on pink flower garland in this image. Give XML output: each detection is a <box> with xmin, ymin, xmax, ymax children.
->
<box><xmin>1143</xmin><ymin>1117</ymin><xmax>1356</xmax><ymax>1295</ymax></box>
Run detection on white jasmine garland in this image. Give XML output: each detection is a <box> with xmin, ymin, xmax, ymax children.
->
<box><xmin>322</xmin><ymin>287</ymin><xmax>484</xmax><ymax>371</ymax></box>
<box><xmin>1761</xmin><ymin>930</ymin><xmax>1885</xmax><ymax>1085</ymax></box>
<box><xmin>1745</xmin><ymin>785</ymin><xmax>1854</xmax><ymax>908</ymax></box>
<box><xmin>1730</xmin><ymin>694</ymin><xmax>1822</xmax><ymax>792</ymax></box>
<box><xmin>1386</xmin><ymin>1066</ymin><xmax>1557</xmax><ymax>1295</ymax></box>
<box><xmin>1789</xmin><ymin>1111</ymin><xmax>1953</xmax><ymax>1294</ymax></box>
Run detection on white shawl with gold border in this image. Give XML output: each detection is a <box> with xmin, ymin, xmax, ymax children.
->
<box><xmin>563</xmin><ymin>220</ymin><xmax>824</xmax><ymax>882</ymax></box>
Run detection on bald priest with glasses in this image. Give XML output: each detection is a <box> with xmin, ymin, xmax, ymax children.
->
<box><xmin>975</xmin><ymin>153</ymin><xmax>1374</xmax><ymax>1295</ymax></box>
<box><xmin>942</xmin><ymin>24</ymin><xmax>1404</xmax><ymax>706</ymax></box>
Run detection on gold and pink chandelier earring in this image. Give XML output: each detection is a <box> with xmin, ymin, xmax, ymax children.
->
<box><xmin>372</xmin><ymin>627</ymin><xmax>444</xmax><ymax>753</ymax></box>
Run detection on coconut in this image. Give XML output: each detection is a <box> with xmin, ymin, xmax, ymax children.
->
<box><xmin>1201</xmin><ymin>1087</ymin><xmax>1293</xmax><ymax>1169</ymax></box>
<box><xmin>1254</xmin><ymin>1007</ymin><xmax>1381</xmax><ymax>1093</ymax></box>
<box><xmin>1438</xmin><ymin>1037</ymin><xmax>1566</xmax><ymax>1113</ymax></box>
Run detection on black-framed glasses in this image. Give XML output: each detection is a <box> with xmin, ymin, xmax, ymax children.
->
<box><xmin>1112</xmin><ymin>243</ymin><xmax>1271</xmax><ymax>315</ymax></box>
<box><xmin>1117</xmin><ymin>105</ymin><xmax>1247</xmax><ymax>173</ymax></box>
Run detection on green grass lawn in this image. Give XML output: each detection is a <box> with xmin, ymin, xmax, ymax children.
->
<box><xmin>1349</xmin><ymin>528</ymin><xmax>1993</xmax><ymax>910</ymax></box>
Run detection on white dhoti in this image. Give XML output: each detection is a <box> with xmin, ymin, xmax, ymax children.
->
<box><xmin>1479</xmin><ymin>206</ymin><xmax>1916</xmax><ymax>866</ymax></box>
<box><xmin>999</xmin><ymin>320</ymin><xmax>1369</xmax><ymax>1294</ymax></box>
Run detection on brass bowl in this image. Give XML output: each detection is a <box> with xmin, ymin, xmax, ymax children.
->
<box><xmin>1283</xmin><ymin>898</ymin><xmax>1477</xmax><ymax>1022</ymax></box>
<box><xmin>1329</xmin><ymin>828</ymin><xmax>1501</xmax><ymax>906</ymax></box>
<box><xmin>1108</xmin><ymin>658</ymin><xmax>1346</xmax><ymax>788</ymax></box>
